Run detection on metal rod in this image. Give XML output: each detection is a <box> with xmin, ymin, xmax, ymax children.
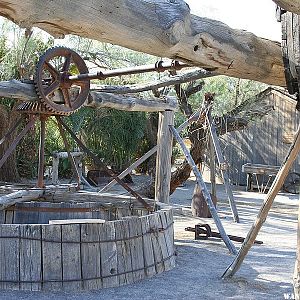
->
<box><xmin>0</xmin><ymin>117</ymin><xmax>36</xmax><ymax>170</ymax></box>
<box><xmin>56</xmin><ymin>120</ymin><xmax>81</xmax><ymax>189</ymax></box>
<box><xmin>169</xmin><ymin>125</ymin><xmax>237</xmax><ymax>255</ymax></box>
<box><xmin>67</xmin><ymin>61</ymin><xmax>190</xmax><ymax>83</ymax></box>
<box><xmin>0</xmin><ymin>116</ymin><xmax>23</xmax><ymax>146</ymax></box>
<box><xmin>56</xmin><ymin>116</ymin><xmax>152</xmax><ymax>211</ymax></box>
<box><xmin>37</xmin><ymin>115</ymin><xmax>47</xmax><ymax>188</ymax></box>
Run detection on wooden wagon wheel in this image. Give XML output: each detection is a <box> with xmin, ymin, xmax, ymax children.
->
<box><xmin>283</xmin><ymin>171</ymin><xmax>300</xmax><ymax>194</ymax></box>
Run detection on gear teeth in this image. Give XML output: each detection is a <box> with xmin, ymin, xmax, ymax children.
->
<box><xmin>34</xmin><ymin>46</ymin><xmax>89</xmax><ymax>116</ymax></box>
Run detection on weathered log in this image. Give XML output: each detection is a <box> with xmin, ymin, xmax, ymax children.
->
<box><xmin>0</xmin><ymin>0</ymin><xmax>284</xmax><ymax>86</ymax></box>
<box><xmin>0</xmin><ymin>80</ymin><xmax>177</xmax><ymax>112</ymax></box>
<box><xmin>87</xmin><ymin>93</ymin><xmax>178</xmax><ymax>112</ymax></box>
<box><xmin>273</xmin><ymin>0</ymin><xmax>300</xmax><ymax>14</ymax></box>
<box><xmin>0</xmin><ymin>189</ymin><xmax>45</xmax><ymax>210</ymax></box>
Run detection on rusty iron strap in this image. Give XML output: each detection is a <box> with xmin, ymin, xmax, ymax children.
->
<box><xmin>0</xmin><ymin>117</ymin><xmax>37</xmax><ymax>169</ymax></box>
<box><xmin>55</xmin><ymin>116</ymin><xmax>152</xmax><ymax>211</ymax></box>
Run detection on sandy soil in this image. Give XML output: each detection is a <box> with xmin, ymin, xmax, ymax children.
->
<box><xmin>0</xmin><ymin>176</ymin><xmax>298</xmax><ymax>300</ymax></box>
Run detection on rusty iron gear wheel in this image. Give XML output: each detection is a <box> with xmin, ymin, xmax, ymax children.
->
<box><xmin>34</xmin><ymin>47</ymin><xmax>90</xmax><ymax>115</ymax></box>
<box><xmin>16</xmin><ymin>101</ymin><xmax>54</xmax><ymax>115</ymax></box>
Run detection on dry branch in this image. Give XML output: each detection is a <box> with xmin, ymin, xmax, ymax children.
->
<box><xmin>0</xmin><ymin>0</ymin><xmax>285</xmax><ymax>86</ymax></box>
<box><xmin>91</xmin><ymin>69</ymin><xmax>214</xmax><ymax>94</ymax></box>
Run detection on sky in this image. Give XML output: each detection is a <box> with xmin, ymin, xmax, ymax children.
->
<box><xmin>185</xmin><ymin>0</ymin><xmax>282</xmax><ymax>41</ymax></box>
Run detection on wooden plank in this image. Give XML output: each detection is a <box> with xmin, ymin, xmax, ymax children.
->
<box><xmin>61</xmin><ymin>224</ymin><xmax>82</xmax><ymax>290</ymax></box>
<box><xmin>127</xmin><ymin>216</ymin><xmax>145</xmax><ymax>282</ymax></box>
<box><xmin>140</xmin><ymin>215</ymin><xmax>156</xmax><ymax>277</ymax></box>
<box><xmin>41</xmin><ymin>224</ymin><xmax>62</xmax><ymax>291</ymax></box>
<box><xmin>99</xmin><ymin>221</ymin><xmax>118</xmax><ymax>288</ymax></box>
<box><xmin>155</xmin><ymin>110</ymin><xmax>174</xmax><ymax>204</ymax></box>
<box><xmin>81</xmin><ymin>223</ymin><xmax>102</xmax><ymax>290</ymax></box>
<box><xmin>148</xmin><ymin>213</ymin><xmax>164</xmax><ymax>274</ymax></box>
<box><xmin>155</xmin><ymin>212</ymin><xmax>171</xmax><ymax>271</ymax></box>
<box><xmin>38</xmin><ymin>202</ymin><xmax>53</xmax><ymax>224</ymax></box>
<box><xmin>14</xmin><ymin>202</ymin><xmax>29</xmax><ymax>224</ymax></box>
<box><xmin>19</xmin><ymin>224</ymin><xmax>42</xmax><ymax>291</ymax></box>
<box><xmin>114</xmin><ymin>219</ymin><xmax>134</xmax><ymax>286</ymax></box>
<box><xmin>0</xmin><ymin>224</ymin><xmax>20</xmax><ymax>290</ymax></box>
<box><xmin>0</xmin><ymin>210</ymin><xmax>5</xmax><ymax>224</ymax></box>
<box><xmin>160</xmin><ymin>209</ymin><xmax>175</xmax><ymax>268</ymax></box>
<box><xmin>170</xmin><ymin>125</ymin><xmax>237</xmax><ymax>255</ymax></box>
<box><xmin>4</xmin><ymin>208</ymin><xmax>14</xmax><ymax>224</ymax></box>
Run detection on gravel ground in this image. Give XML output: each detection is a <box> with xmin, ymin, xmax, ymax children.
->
<box><xmin>0</xmin><ymin>177</ymin><xmax>298</xmax><ymax>300</ymax></box>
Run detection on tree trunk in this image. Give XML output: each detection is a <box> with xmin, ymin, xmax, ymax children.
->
<box><xmin>273</xmin><ymin>0</ymin><xmax>300</xmax><ymax>14</ymax></box>
<box><xmin>0</xmin><ymin>0</ymin><xmax>284</xmax><ymax>86</ymax></box>
<box><xmin>0</xmin><ymin>104</ymin><xmax>20</xmax><ymax>182</ymax></box>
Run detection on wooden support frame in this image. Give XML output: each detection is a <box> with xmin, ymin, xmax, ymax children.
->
<box><xmin>222</xmin><ymin>122</ymin><xmax>300</xmax><ymax>278</ymax></box>
<box><xmin>169</xmin><ymin>125</ymin><xmax>237</xmax><ymax>255</ymax></box>
<box><xmin>155</xmin><ymin>111</ymin><xmax>175</xmax><ymax>204</ymax></box>
<box><xmin>100</xmin><ymin>110</ymin><xmax>202</xmax><ymax>193</ymax></box>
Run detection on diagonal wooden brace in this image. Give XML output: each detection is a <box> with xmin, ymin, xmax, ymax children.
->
<box><xmin>170</xmin><ymin>125</ymin><xmax>237</xmax><ymax>255</ymax></box>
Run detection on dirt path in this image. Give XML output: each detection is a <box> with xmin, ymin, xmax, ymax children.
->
<box><xmin>0</xmin><ymin>177</ymin><xmax>298</xmax><ymax>300</ymax></box>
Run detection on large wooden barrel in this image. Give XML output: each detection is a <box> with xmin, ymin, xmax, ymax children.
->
<box><xmin>0</xmin><ymin>200</ymin><xmax>175</xmax><ymax>291</ymax></box>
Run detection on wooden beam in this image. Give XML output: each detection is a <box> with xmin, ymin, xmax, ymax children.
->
<box><xmin>222</xmin><ymin>122</ymin><xmax>300</xmax><ymax>278</ymax></box>
<box><xmin>0</xmin><ymin>80</ymin><xmax>178</xmax><ymax>112</ymax></box>
<box><xmin>155</xmin><ymin>111</ymin><xmax>175</xmax><ymax>204</ymax></box>
<box><xmin>87</xmin><ymin>93</ymin><xmax>178</xmax><ymax>112</ymax></box>
<box><xmin>0</xmin><ymin>0</ymin><xmax>285</xmax><ymax>86</ymax></box>
<box><xmin>169</xmin><ymin>125</ymin><xmax>237</xmax><ymax>255</ymax></box>
<box><xmin>273</xmin><ymin>0</ymin><xmax>300</xmax><ymax>14</ymax></box>
<box><xmin>0</xmin><ymin>189</ymin><xmax>45</xmax><ymax>210</ymax></box>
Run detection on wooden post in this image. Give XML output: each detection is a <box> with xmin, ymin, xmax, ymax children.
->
<box><xmin>222</xmin><ymin>123</ymin><xmax>300</xmax><ymax>279</ymax></box>
<box><xmin>207</xmin><ymin>111</ymin><xmax>239</xmax><ymax>223</ymax></box>
<box><xmin>37</xmin><ymin>116</ymin><xmax>47</xmax><ymax>188</ymax></box>
<box><xmin>170</xmin><ymin>125</ymin><xmax>237</xmax><ymax>255</ymax></box>
<box><xmin>294</xmin><ymin>201</ymin><xmax>300</xmax><ymax>300</ymax></box>
<box><xmin>155</xmin><ymin>110</ymin><xmax>174</xmax><ymax>204</ymax></box>
<box><xmin>52</xmin><ymin>157</ymin><xmax>59</xmax><ymax>184</ymax></box>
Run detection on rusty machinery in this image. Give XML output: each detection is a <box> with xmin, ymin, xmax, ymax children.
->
<box><xmin>0</xmin><ymin>47</ymin><xmax>189</xmax><ymax>209</ymax></box>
